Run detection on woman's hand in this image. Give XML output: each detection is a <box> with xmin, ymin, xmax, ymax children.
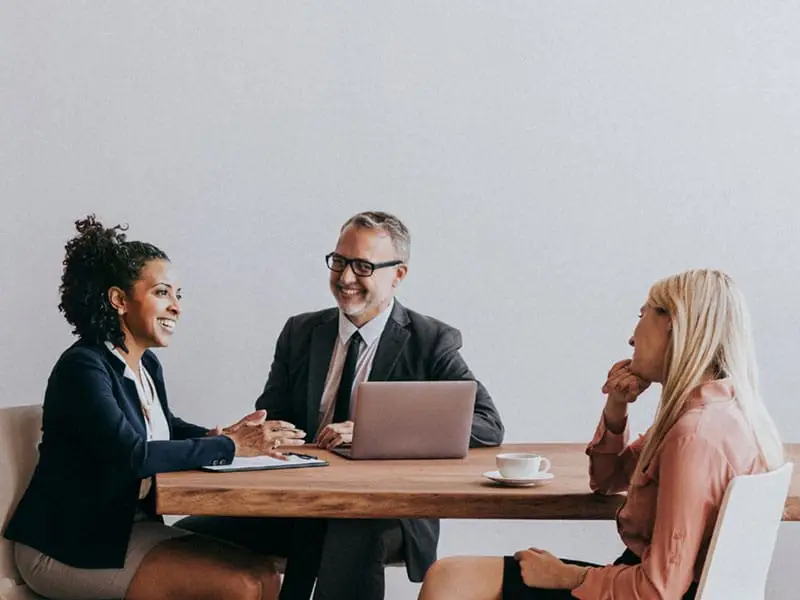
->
<box><xmin>264</xmin><ymin>422</ymin><xmax>307</xmax><ymax>450</ymax></box>
<box><xmin>210</xmin><ymin>411</ymin><xmax>306</xmax><ymax>445</ymax></box>
<box><xmin>513</xmin><ymin>548</ymin><xmax>588</xmax><ymax>590</ymax></box>
<box><xmin>603</xmin><ymin>359</ymin><xmax>650</xmax><ymax>405</ymax></box>
<box><xmin>211</xmin><ymin>410</ymin><xmax>306</xmax><ymax>458</ymax></box>
<box><xmin>208</xmin><ymin>409</ymin><xmax>267</xmax><ymax>436</ymax></box>
<box><xmin>226</xmin><ymin>423</ymin><xmax>281</xmax><ymax>458</ymax></box>
<box><xmin>225</xmin><ymin>422</ymin><xmax>306</xmax><ymax>458</ymax></box>
<box><xmin>601</xmin><ymin>359</ymin><xmax>650</xmax><ymax>433</ymax></box>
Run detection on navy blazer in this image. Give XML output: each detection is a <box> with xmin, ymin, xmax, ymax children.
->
<box><xmin>4</xmin><ymin>341</ymin><xmax>234</xmax><ymax>569</ymax></box>
<box><xmin>256</xmin><ymin>301</ymin><xmax>504</xmax><ymax>581</ymax></box>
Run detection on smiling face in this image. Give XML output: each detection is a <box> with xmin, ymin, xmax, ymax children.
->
<box><xmin>110</xmin><ymin>259</ymin><xmax>182</xmax><ymax>353</ymax></box>
<box><xmin>329</xmin><ymin>225</ymin><xmax>407</xmax><ymax>327</ymax></box>
<box><xmin>628</xmin><ymin>302</ymin><xmax>673</xmax><ymax>383</ymax></box>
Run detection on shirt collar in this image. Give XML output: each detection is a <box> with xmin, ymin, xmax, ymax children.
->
<box><xmin>338</xmin><ymin>298</ymin><xmax>395</xmax><ymax>346</ymax></box>
<box><xmin>104</xmin><ymin>341</ymin><xmax>139</xmax><ymax>382</ymax></box>
<box><xmin>683</xmin><ymin>378</ymin><xmax>735</xmax><ymax>410</ymax></box>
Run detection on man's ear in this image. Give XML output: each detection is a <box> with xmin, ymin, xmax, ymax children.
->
<box><xmin>108</xmin><ymin>286</ymin><xmax>127</xmax><ymax>315</ymax></box>
<box><xmin>392</xmin><ymin>264</ymin><xmax>408</xmax><ymax>287</ymax></box>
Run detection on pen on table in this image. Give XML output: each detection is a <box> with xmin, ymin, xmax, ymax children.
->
<box><xmin>288</xmin><ymin>452</ymin><xmax>319</xmax><ymax>460</ymax></box>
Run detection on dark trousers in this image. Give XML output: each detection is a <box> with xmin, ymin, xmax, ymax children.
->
<box><xmin>501</xmin><ymin>549</ymin><xmax>698</xmax><ymax>599</ymax></box>
<box><xmin>175</xmin><ymin>516</ymin><xmax>404</xmax><ymax>600</ymax></box>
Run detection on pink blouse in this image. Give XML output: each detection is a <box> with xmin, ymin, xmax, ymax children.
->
<box><xmin>572</xmin><ymin>379</ymin><xmax>765</xmax><ymax>599</ymax></box>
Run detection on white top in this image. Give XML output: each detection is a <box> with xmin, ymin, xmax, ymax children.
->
<box><xmin>315</xmin><ymin>299</ymin><xmax>395</xmax><ymax>440</ymax></box>
<box><xmin>104</xmin><ymin>343</ymin><xmax>171</xmax><ymax>442</ymax></box>
<box><xmin>105</xmin><ymin>342</ymin><xmax>171</xmax><ymax>500</ymax></box>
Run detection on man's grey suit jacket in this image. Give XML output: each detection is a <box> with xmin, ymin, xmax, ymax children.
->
<box><xmin>256</xmin><ymin>300</ymin><xmax>504</xmax><ymax>581</ymax></box>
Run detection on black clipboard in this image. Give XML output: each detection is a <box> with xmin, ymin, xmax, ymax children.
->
<box><xmin>200</xmin><ymin>452</ymin><xmax>329</xmax><ymax>473</ymax></box>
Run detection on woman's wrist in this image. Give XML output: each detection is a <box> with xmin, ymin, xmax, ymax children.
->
<box><xmin>222</xmin><ymin>432</ymin><xmax>241</xmax><ymax>456</ymax></box>
<box><xmin>602</xmin><ymin>399</ymin><xmax>628</xmax><ymax>434</ymax></box>
<box><xmin>564</xmin><ymin>564</ymin><xmax>589</xmax><ymax>590</ymax></box>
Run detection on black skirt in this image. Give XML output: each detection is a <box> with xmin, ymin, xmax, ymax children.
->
<box><xmin>501</xmin><ymin>548</ymin><xmax>698</xmax><ymax>599</ymax></box>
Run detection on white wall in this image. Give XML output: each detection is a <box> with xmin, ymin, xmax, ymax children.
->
<box><xmin>1</xmin><ymin>2</ymin><xmax>798</xmax><ymax>597</ymax></box>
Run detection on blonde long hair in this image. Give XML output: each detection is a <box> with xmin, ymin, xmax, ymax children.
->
<box><xmin>633</xmin><ymin>269</ymin><xmax>784</xmax><ymax>480</ymax></box>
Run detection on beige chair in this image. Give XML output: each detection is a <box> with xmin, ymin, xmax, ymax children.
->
<box><xmin>0</xmin><ymin>405</ymin><xmax>47</xmax><ymax>600</ymax></box>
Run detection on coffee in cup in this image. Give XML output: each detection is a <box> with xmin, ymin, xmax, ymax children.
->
<box><xmin>496</xmin><ymin>452</ymin><xmax>551</xmax><ymax>479</ymax></box>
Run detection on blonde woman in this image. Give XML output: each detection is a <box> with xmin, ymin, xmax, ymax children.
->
<box><xmin>418</xmin><ymin>270</ymin><xmax>785</xmax><ymax>600</ymax></box>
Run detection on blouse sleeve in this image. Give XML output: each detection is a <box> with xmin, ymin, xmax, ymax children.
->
<box><xmin>586</xmin><ymin>414</ymin><xmax>647</xmax><ymax>495</ymax></box>
<box><xmin>573</xmin><ymin>434</ymin><xmax>729</xmax><ymax>599</ymax></box>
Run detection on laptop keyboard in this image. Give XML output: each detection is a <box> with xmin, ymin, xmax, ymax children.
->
<box><xmin>332</xmin><ymin>446</ymin><xmax>353</xmax><ymax>459</ymax></box>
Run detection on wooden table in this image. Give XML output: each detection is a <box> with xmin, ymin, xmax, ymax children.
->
<box><xmin>156</xmin><ymin>443</ymin><xmax>800</xmax><ymax>521</ymax></box>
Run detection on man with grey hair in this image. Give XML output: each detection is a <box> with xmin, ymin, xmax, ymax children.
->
<box><xmin>178</xmin><ymin>211</ymin><xmax>504</xmax><ymax>600</ymax></box>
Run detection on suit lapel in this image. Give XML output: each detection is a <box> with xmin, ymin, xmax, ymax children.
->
<box><xmin>101</xmin><ymin>344</ymin><xmax>149</xmax><ymax>438</ymax></box>
<box><xmin>306</xmin><ymin>315</ymin><xmax>339</xmax><ymax>432</ymax></box>
<box><xmin>145</xmin><ymin>354</ymin><xmax>172</xmax><ymax>435</ymax></box>
<box><xmin>369</xmin><ymin>302</ymin><xmax>411</xmax><ymax>382</ymax></box>
<box><xmin>120</xmin><ymin>378</ymin><xmax>149</xmax><ymax>438</ymax></box>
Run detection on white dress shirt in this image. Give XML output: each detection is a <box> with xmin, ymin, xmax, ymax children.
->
<box><xmin>314</xmin><ymin>299</ymin><xmax>395</xmax><ymax>441</ymax></box>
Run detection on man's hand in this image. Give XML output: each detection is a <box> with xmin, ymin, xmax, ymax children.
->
<box><xmin>512</xmin><ymin>547</ymin><xmax>588</xmax><ymax>590</ymax></box>
<box><xmin>316</xmin><ymin>421</ymin><xmax>354</xmax><ymax>449</ymax></box>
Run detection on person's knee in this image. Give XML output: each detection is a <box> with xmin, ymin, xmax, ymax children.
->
<box><xmin>256</xmin><ymin>568</ymin><xmax>281</xmax><ymax>600</ymax></box>
<box><xmin>419</xmin><ymin>558</ymin><xmax>466</xmax><ymax>600</ymax></box>
<box><xmin>420</xmin><ymin>557</ymin><xmax>503</xmax><ymax>600</ymax></box>
<box><xmin>222</xmin><ymin>569</ymin><xmax>264</xmax><ymax>600</ymax></box>
<box><xmin>423</xmin><ymin>557</ymin><xmax>461</xmax><ymax>584</ymax></box>
<box><xmin>424</xmin><ymin>557</ymin><xmax>477</xmax><ymax>588</ymax></box>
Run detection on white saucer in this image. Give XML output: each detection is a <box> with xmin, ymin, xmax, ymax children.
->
<box><xmin>482</xmin><ymin>470</ymin><xmax>555</xmax><ymax>487</ymax></box>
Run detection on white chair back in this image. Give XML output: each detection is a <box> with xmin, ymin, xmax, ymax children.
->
<box><xmin>0</xmin><ymin>405</ymin><xmax>44</xmax><ymax>599</ymax></box>
<box><xmin>696</xmin><ymin>462</ymin><xmax>793</xmax><ymax>600</ymax></box>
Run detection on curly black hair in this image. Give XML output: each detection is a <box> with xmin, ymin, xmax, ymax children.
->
<box><xmin>58</xmin><ymin>215</ymin><xmax>169</xmax><ymax>349</ymax></box>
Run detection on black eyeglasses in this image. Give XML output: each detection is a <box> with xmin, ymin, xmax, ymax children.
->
<box><xmin>325</xmin><ymin>253</ymin><xmax>403</xmax><ymax>277</ymax></box>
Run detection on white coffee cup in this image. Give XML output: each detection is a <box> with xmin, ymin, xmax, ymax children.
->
<box><xmin>496</xmin><ymin>452</ymin><xmax>551</xmax><ymax>479</ymax></box>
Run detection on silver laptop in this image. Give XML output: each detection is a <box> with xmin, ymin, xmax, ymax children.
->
<box><xmin>331</xmin><ymin>380</ymin><xmax>477</xmax><ymax>460</ymax></box>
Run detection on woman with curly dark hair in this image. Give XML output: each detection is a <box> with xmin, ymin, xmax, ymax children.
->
<box><xmin>4</xmin><ymin>216</ymin><xmax>306</xmax><ymax>600</ymax></box>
